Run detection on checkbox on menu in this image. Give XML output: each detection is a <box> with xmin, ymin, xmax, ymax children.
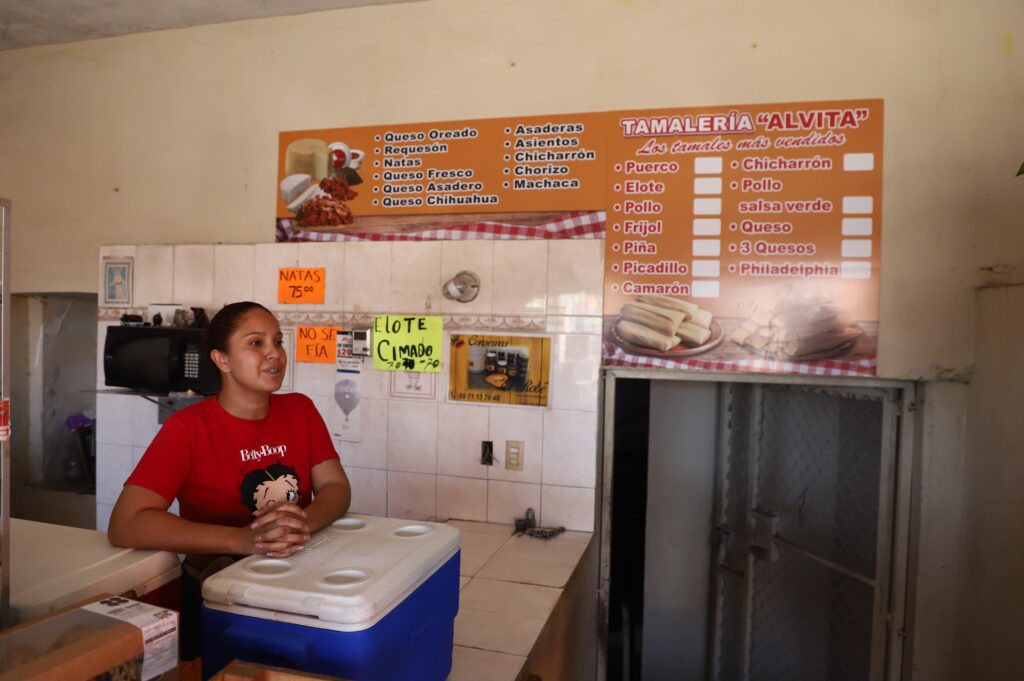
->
<box><xmin>694</xmin><ymin>157</ymin><xmax>723</xmax><ymax>174</ymax></box>
<box><xmin>842</xmin><ymin>218</ymin><xmax>873</xmax><ymax>236</ymax></box>
<box><xmin>692</xmin><ymin>239</ymin><xmax>721</xmax><ymax>257</ymax></box>
<box><xmin>693</xmin><ymin>198</ymin><xmax>722</xmax><ymax>215</ymax></box>
<box><xmin>692</xmin><ymin>260</ymin><xmax>721</xmax><ymax>277</ymax></box>
<box><xmin>693</xmin><ymin>219</ymin><xmax>721</xmax><ymax>236</ymax></box>
<box><xmin>692</xmin><ymin>280</ymin><xmax>720</xmax><ymax>298</ymax></box>
<box><xmin>841</xmin><ymin>239</ymin><xmax>873</xmax><ymax>258</ymax></box>
<box><xmin>843</xmin><ymin>153</ymin><xmax>875</xmax><ymax>171</ymax></box>
<box><xmin>841</xmin><ymin>261</ymin><xmax>872</xmax><ymax>279</ymax></box>
<box><xmin>842</xmin><ymin>196</ymin><xmax>873</xmax><ymax>214</ymax></box>
<box><xmin>693</xmin><ymin>177</ymin><xmax>723</xmax><ymax>195</ymax></box>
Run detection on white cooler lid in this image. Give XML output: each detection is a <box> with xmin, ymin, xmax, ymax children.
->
<box><xmin>6</xmin><ymin>518</ymin><xmax>181</xmax><ymax>624</ymax></box>
<box><xmin>202</xmin><ymin>515</ymin><xmax>460</xmax><ymax>630</ymax></box>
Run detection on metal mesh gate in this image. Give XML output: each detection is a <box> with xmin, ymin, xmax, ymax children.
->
<box><xmin>711</xmin><ymin>384</ymin><xmax>899</xmax><ymax>681</ymax></box>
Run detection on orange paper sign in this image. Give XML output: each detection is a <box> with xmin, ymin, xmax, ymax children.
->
<box><xmin>296</xmin><ymin>326</ymin><xmax>340</xmax><ymax>363</ymax></box>
<box><xmin>278</xmin><ymin>268</ymin><xmax>326</xmax><ymax>304</ymax></box>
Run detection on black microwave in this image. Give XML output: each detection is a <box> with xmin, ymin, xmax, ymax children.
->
<box><xmin>104</xmin><ymin>326</ymin><xmax>220</xmax><ymax>395</ymax></box>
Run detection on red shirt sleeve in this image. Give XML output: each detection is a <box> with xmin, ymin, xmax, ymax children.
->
<box><xmin>125</xmin><ymin>413</ymin><xmax>193</xmax><ymax>502</ymax></box>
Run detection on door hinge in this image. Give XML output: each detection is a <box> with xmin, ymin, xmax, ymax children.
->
<box><xmin>750</xmin><ymin>509</ymin><xmax>780</xmax><ymax>563</ymax></box>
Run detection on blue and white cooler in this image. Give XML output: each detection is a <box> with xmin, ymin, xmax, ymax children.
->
<box><xmin>200</xmin><ymin>515</ymin><xmax>461</xmax><ymax>681</ymax></box>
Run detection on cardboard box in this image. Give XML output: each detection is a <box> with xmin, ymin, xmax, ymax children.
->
<box><xmin>210</xmin><ymin>660</ymin><xmax>353</xmax><ymax>681</ymax></box>
<box><xmin>0</xmin><ymin>595</ymin><xmax>178</xmax><ymax>681</ymax></box>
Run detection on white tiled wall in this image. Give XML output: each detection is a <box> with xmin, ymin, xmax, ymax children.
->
<box><xmin>134</xmin><ymin>245</ymin><xmax>173</xmax><ymax>305</ymax></box>
<box><xmin>95</xmin><ymin>241</ymin><xmax>603</xmax><ymax>532</ymax></box>
<box><xmin>173</xmin><ymin>245</ymin><xmax>215</xmax><ymax>308</ymax></box>
<box><xmin>213</xmin><ymin>245</ymin><xmax>256</xmax><ymax>307</ymax></box>
<box><xmin>391</xmin><ymin>242</ymin><xmax>442</xmax><ymax>313</ymax></box>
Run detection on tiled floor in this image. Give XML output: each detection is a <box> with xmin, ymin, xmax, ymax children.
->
<box><xmin>446</xmin><ymin>520</ymin><xmax>592</xmax><ymax>681</ymax></box>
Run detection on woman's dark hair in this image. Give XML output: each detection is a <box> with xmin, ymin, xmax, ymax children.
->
<box><xmin>204</xmin><ymin>301</ymin><xmax>274</xmax><ymax>355</ymax></box>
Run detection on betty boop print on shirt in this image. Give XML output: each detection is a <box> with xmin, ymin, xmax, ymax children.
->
<box><xmin>239</xmin><ymin>462</ymin><xmax>301</xmax><ymax>517</ymax></box>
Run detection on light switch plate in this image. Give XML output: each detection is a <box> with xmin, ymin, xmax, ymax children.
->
<box><xmin>505</xmin><ymin>440</ymin><xmax>524</xmax><ymax>471</ymax></box>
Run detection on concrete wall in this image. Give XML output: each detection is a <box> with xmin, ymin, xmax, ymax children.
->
<box><xmin>39</xmin><ymin>295</ymin><xmax>97</xmax><ymax>483</ymax></box>
<box><xmin>953</xmin><ymin>285</ymin><xmax>1024</xmax><ymax>679</ymax></box>
<box><xmin>909</xmin><ymin>381</ymin><xmax>969</xmax><ymax>681</ymax></box>
<box><xmin>10</xmin><ymin>295</ymin><xmax>97</xmax><ymax>486</ymax></box>
<box><xmin>0</xmin><ymin>0</ymin><xmax>1020</xmax><ymax>380</ymax></box>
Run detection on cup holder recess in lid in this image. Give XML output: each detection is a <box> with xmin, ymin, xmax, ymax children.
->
<box><xmin>392</xmin><ymin>524</ymin><xmax>432</xmax><ymax>538</ymax></box>
<box><xmin>331</xmin><ymin>517</ymin><xmax>367</xmax><ymax>531</ymax></box>
<box><xmin>244</xmin><ymin>558</ymin><xmax>294</xmax><ymax>576</ymax></box>
<box><xmin>319</xmin><ymin>568</ymin><xmax>372</xmax><ymax>587</ymax></box>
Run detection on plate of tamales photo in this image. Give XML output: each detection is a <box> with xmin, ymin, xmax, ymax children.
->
<box><xmin>729</xmin><ymin>288</ymin><xmax>866</xmax><ymax>361</ymax></box>
<box><xmin>608</xmin><ymin>295</ymin><xmax>724</xmax><ymax>357</ymax></box>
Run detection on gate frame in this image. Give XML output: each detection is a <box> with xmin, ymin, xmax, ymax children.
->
<box><xmin>596</xmin><ymin>370</ymin><xmax>916</xmax><ymax>681</ymax></box>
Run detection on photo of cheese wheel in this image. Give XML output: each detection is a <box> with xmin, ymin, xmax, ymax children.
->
<box><xmin>285</xmin><ymin>138</ymin><xmax>331</xmax><ymax>180</ymax></box>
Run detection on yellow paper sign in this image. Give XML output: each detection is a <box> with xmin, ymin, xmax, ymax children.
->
<box><xmin>278</xmin><ymin>268</ymin><xmax>326</xmax><ymax>304</ymax></box>
<box><xmin>296</xmin><ymin>326</ymin><xmax>340</xmax><ymax>363</ymax></box>
<box><xmin>372</xmin><ymin>315</ymin><xmax>443</xmax><ymax>372</ymax></box>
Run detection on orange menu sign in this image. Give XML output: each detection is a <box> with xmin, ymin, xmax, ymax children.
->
<box><xmin>278</xmin><ymin>268</ymin><xmax>326</xmax><ymax>304</ymax></box>
<box><xmin>277</xmin><ymin>113</ymin><xmax>608</xmax><ymax>223</ymax></box>
<box><xmin>276</xmin><ymin>99</ymin><xmax>883</xmax><ymax>375</ymax></box>
<box><xmin>603</xmin><ymin>100</ymin><xmax>882</xmax><ymax>373</ymax></box>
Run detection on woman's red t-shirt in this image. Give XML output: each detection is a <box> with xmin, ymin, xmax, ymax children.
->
<box><xmin>126</xmin><ymin>393</ymin><xmax>338</xmax><ymax>527</ymax></box>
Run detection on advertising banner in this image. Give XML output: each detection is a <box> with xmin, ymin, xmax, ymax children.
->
<box><xmin>603</xmin><ymin>100</ymin><xmax>882</xmax><ymax>375</ymax></box>
<box><xmin>277</xmin><ymin>99</ymin><xmax>882</xmax><ymax>376</ymax></box>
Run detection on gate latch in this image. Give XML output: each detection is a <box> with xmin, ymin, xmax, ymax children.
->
<box><xmin>750</xmin><ymin>509</ymin><xmax>780</xmax><ymax>563</ymax></box>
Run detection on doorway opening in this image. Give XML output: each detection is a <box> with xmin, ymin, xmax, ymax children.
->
<box><xmin>10</xmin><ymin>293</ymin><xmax>97</xmax><ymax>528</ymax></box>
<box><xmin>603</xmin><ymin>377</ymin><xmax>912</xmax><ymax>681</ymax></box>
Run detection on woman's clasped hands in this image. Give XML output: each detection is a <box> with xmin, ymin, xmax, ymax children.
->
<box><xmin>248</xmin><ymin>500</ymin><xmax>310</xmax><ymax>558</ymax></box>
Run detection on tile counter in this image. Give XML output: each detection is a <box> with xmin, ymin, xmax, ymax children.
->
<box><xmin>447</xmin><ymin>520</ymin><xmax>595</xmax><ymax>681</ymax></box>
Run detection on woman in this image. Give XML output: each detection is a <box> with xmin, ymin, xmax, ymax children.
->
<box><xmin>108</xmin><ymin>301</ymin><xmax>351</xmax><ymax>660</ymax></box>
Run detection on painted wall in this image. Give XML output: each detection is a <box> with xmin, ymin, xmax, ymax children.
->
<box><xmin>0</xmin><ymin>0</ymin><xmax>1020</xmax><ymax>379</ymax></box>
<box><xmin>908</xmin><ymin>381</ymin><xmax>968</xmax><ymax>681</ymax></box>
<box><xmin>39</xmin><ymin>296</ymin><xmax>97</xmax><ymax>483</ymax></box>
<box><xmin>954</xmin><ymin>285</ymin><xmax>1024</xmax><ymax>679</ymax></box>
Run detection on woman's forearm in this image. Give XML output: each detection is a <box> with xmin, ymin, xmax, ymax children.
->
<box><xmin>109</xmin><ymin>507</ymin><xmax>250</xmax><ymax>555</ymax></box>
<box><xmin>305</xmin><ymin>481</ymin><xmax>352</xmax><ymax>533</ymax></box>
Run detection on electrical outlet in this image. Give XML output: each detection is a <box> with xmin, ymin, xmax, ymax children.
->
<box><xmin>505</xmin><ymin>440</ymin><xmax>524</xmax><ymax>471</ymax></box>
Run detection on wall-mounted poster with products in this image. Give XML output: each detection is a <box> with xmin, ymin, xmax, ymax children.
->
<box><xmin>276</xmin><ymin>113</ymin><xmax>607</xmax><ymax>242</ymax></box>
<box><xmin>448</xmin><ymin>334</ymin><xmax>550</xmax><ymax>407</ymax></box>
<box><xmin>278</xmin><ymin>98</ymin><xmax>882</xmax><ymax>377</ymax></box>
<box><xmin>603</xmin><ymin>100</ymin><xmax>882</xmax><ymax>376</ymax></box>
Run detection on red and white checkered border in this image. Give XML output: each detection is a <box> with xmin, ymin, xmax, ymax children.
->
<box><xmin>602</xmin><ymin>343</ymin><xmax>876</xmax><ymax>377</ymax></box>
<box><xmin>276</xmin><ymin>210</ymin><xmax>606</xmax><ymax>242</ymax></box>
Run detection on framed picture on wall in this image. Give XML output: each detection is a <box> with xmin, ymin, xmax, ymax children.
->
<box><xmin>448</xmin><ymin>334</ymin><xmax>551</xmax><ymax>407</ymax></box>
<box><xmin>102</xmin><ymin>257</ymin><xmax>133</xmax><ymax>307</ymax></box>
